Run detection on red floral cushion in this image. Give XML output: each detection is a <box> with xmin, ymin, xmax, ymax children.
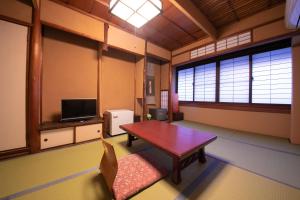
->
<box><xmin>112</xmin><ymin>152</ymin><xmax>168</xmax><ymax>200</ymax></box>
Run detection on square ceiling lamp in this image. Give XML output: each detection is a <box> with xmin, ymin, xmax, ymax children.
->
<box><xmin>109</xmin><ymin>0</ymin><xmax>162</xmax><ymax>28</ymax></box>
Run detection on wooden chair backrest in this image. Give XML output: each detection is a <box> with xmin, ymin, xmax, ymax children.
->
<box><xmin>99</xmin><ymin>139</ymin><xmax>118</xmax><ymax>192</ymax></box>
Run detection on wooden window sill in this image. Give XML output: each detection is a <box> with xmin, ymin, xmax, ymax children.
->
<box><xmin>179</xmin><ymin>101</ymin><xmax>291</xmax><ymax>114</ymax></box>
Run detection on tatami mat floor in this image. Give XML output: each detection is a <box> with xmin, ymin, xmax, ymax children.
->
<box><xmin>1</xmin><ymin>121</ymin><xmax>300</xmax><ymax>200</ymax></box>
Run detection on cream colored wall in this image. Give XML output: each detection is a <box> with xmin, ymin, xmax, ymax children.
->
<box><xmin>0</xmin><ymin>0</ymin><xmax>32</xmax><ymax>23</ymax></box>
<box><xmin>181</xmin><ymin>106</ymin><xmax>291</xmax><ymax>138</ymax></box>
<box><xmin>291</xmin><ymin>37</ymin><xmax>300</xmax><ymax>144</ymax></box>
<box><xmin>101</xmin><ymin>48</ymin><xmax>135</xmax><ymax>114</ymax></box>
<box><xmin>0</xmin><ymin>20</ymin><xmax>27</xmax><ymax>151</ymax></box>
<box><xmin>42</xmin><ymin>27</ymin><xmax>98</xmax><ymax>122</ymax></box>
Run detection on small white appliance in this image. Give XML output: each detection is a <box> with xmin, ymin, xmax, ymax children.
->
<box><xmin>105</xmin><ymin>109</ymin><xmax>134</xmax><ymax>136</ymax></box>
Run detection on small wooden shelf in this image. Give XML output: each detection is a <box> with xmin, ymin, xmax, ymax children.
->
<box><xmin>39</xmin><ymin>118</ymin><xmax>104</xmax><ymax>131</ymax></box>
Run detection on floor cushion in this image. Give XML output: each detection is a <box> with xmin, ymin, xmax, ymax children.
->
<box><xmin>112</xmin><ymin>152</ymin><xmax>168</xmax><ymax>200</ymax></box>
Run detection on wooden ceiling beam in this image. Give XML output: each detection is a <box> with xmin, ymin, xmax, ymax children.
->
<box><xmin>95</xmin><ymin>0</ymin><xmax>109</xmax><ymax>7</ymax></box>
<box><xmin>168</xmin><ymin>0</ymin><xmax>217</xmax><ymax>40</ymax></box>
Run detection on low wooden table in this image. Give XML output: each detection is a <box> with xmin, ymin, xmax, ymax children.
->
<box><xmin>120</xmin><ymin>120</ymin><xmax>217</xmax><ymax>184</ymax></box>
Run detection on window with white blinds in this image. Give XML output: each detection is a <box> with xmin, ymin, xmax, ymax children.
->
<box><xmin>178</xmin><ymin>68</ymin><xmax>194</xmax><ymax>101</ymax></box>
<box><xmin>194</xmin><ymin>63</ymin><xmax>216</xmax><ymax>102</ymax></box>
<box><xmin>220</xmin><ymin>56</ymin><xmax>249</xmax><ymax>103</ymax></box>
<box><xmin>252</xmin><ymin>47</ymin><xmax>292</xmax><ymax>104</ymax></box>
<box><xmin>160</xmin><ymin>90</ymin><xmax>168</xmax><ymax>109</ymax></box>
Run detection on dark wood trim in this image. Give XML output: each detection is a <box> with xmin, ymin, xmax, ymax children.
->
<box><xmin>168</xmin><ymin>63</ymin><xmax>173</xmax><ymax>122</ymax></box>
<box><xmin>175</xmin><ymin>37</ymin><xmax>291</xmax><ymax>70</ymax></box>
<box><xmin>143</xmin><ymin>42</ymin><xmax>148</xmax><ymax>120</ymax></box>
<box><xmin>73</xmin><ymin>126</ymin><xmax>77</xmax><ymax>143</ymax></box>
<box><xmin>39</xmin><ymin>118</ymin><xmax>103</xmax><ymax>131</ymax></box>
<box><xmin>26</xmin><ymin>26</ymin><xmax>32</xmax><ymax>149</ymax></box>
<box><xmin>216</xmin><ymin>62</ymin><xmax>220</xmax><ymax>102</ymax></box>
<box><xmin>103</xmin><ymin>23</ymin><xmax>109</xmax><ymax>51</ymax></box>
<box><xmin>249</xmin><ymin>54</ymin><xmax>253</xmax><ymax>103</ymax></box>
<box><xmin>179</xmin><ymin>102</ymin><xmax>291</xmax><ymax>113</ymax></box>
<box><xmin>146</xmin><ymin>52</ymin><xmax>170</xmax><ymax>63</ymax></box>
<box><xmin>173</xmin><ymin>30</ymin><xmax>300</xmax><ymax>68</ymax></box>
<box><xmin>0</xmin><ymin>14</ymin><xmax>33</xmax><ymax>27</ymax></box>
<box><xmin>134</xmin><ymin>55</ymin><xmax>137</xmax><ymax>115</ymax></box>
<box><xmin>97</xmin><ymin>43</ymin><xmax>102</xmax><ymax>117</ymax></box>
<box><xmin>0</xmin><ymin>147</ymin><xmax>30</xmax><ymax>161</ymax></box>
<box><xmin>192</xmin><ymin>67</ymin><xmax>195</xmax><ymax>101</ymax></box>
<box><xmin>28</xmin><ymin>3</ymin><xmax>42</xmax><ymax>153</ymax></box>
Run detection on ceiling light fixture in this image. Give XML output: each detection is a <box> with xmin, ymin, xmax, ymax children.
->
<box><xmin>109</xmin><ymin>0</ymin><xmax>162</xmax><ymax>28</ymax></box>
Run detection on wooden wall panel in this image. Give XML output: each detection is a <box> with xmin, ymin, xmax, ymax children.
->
<box><xmin>291</xmin><ymin>36</ymin><xmax>300</xmax><ymax>144</ymax></box>
<box><xmin>42</xmin><ymin>27</ymin><xmax>98</xmax><ymax>122</ymax></box>
<box><xmin>172</xmin><ymin>52</ymin><xmax>190</xmax><ymax>65</ymax></box>
<box><xmin>108</xmin><ymin>25</ymin><xmax>145</xmax><ymax>56</ymax></box>
<box><xmin>0</xmin><ymin>0</ymin><xmax>32</xmax><ymax>24</ymax></box>
<box><xmin>41</xmin><ymin>0</ymin><xmax>104</xmax><ymax>42</ymax></box>
<box><xmin>180</xmin><ymin>106</ymin><xmax>291</xmax><ymax>138</ymax></box>
<box><xmin>135</xmin><ymin>57</ymin><xmax>145</xmax><ymax>99</ymax></box>
<box><xmin>147</xmin><ymin>42</ymin><xmax>171</xmax><ymax>61</ymax></box>
<box><xmin>101</xmin><ymin>48</ymin><xmax>135</xmax><ymax>114</ymax></box>
<box><xmin>253</xmin><ymin>20</ymin><xmax>291</xmax><ymax>43</ymax></box>
<box><xmin>0</xmin><ymin>20</ymin><xmax>27</xmax><ymax>151</ymax></box>
<box><xmin>161</xmin><ymin>63</ymin><xmax>170</xmax><ymax>90</ymax></box>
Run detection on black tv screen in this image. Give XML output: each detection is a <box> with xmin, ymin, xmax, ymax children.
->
<box><xmin>61</xmin><ymin>99</ymin><xmax>97</xmax><ymax>122</ymax></box>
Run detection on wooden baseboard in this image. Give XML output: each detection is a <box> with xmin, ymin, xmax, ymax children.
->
<box><xmin>0</xmin><ymin>147</ymin><xmax>30</xmax><ymax>161</ymax></box>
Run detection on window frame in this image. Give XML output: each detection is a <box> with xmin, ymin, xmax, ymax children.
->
<box><xmin>176</xmin><ymin>39</ymin><xmax>292</xmax><ymax>113</ymax></box>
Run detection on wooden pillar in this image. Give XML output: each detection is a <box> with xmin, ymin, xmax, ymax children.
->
<box><xmin>168</xmin><ymin>62</ymin><xmax>173</xmax><ymax>122</ymax></box>
<box><xmin>28</xmin><ymin>2</ymin><xmax>42</xmax><ymax>153</ymax></box>
<box><xmin>97</xmin><ymin>44</ymin><xmax>103</xmax><ymax>117</ymax></box>
<box><xmin>170</xmin><ymin>65</ymin><xmax>179</xmax><ymax>122</ymax></box>
<box><xmin>290</xmin><ymin>36</ymin><xmax>300</xmax><ymax>144</ymax></box>
<box><xmin>143</xmin><ymin>42</ymin><xmax>148</xmax><ymax>120</ymax></box>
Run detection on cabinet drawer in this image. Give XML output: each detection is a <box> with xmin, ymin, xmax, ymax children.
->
<box><xmin>75</xmin><ymin>124</ymin><xmax>102</xmax><ymax>143</ymax></box>
<box><xmin>41</xmin><ymin>128</ymin><xmax>74</xmax><ymax>149</ymax></box>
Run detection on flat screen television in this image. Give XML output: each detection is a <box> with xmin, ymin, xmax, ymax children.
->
<box><xmin>61</xmin><ymin>99</ymin><xmax>97</xmax><ymax>122</ymax></box>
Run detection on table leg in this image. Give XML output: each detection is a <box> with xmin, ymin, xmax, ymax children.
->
<box><xmin>172</xmin><ymin>157</ymin><xmax>181</xmax><ymax>184</ymax></box>
<box><xmin>198</xmin><ymin>148</ymin><xmax>206</xmax><ymax>163</ymax></box>
<box><xmin>127</xmin><ymin>134</ymin><xmax>134</xmax><ymax>147</ymax></box>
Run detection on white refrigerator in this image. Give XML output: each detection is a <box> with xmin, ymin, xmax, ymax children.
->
<box><xmin>105</xmin><ymin>109</ymin><xmax>134</xmax><ymax>136</ymax></box>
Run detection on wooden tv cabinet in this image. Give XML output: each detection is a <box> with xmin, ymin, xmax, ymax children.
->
<box><xmin>39</xmin><ymin>118</ymin><xmax>103</xmax><ymax>150</ymax></box>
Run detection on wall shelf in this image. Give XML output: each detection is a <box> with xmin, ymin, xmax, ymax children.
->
<box><xmin>39</xmin><ymin>117</ymin><xmax>103</xmax><ymax>131</ymax></box>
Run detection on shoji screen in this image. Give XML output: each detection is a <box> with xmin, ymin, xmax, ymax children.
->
<box><xmin>220</xmin><ymin>56</ymin><xmax>250</xmax><ymax>103</ymax></box>
<box><xmin>178</xmin><ymin>68</ymin><xmax>194</xmax><ymax>101</ymax></box>
<box><xmin>194</xmin><ymin>63</ymin><xmax>216</xmax><ymax>102</ymax></box>
<box><xmin>0</xmin><ymin>20</ymin><xmax>27</xmax><ymax>151</ymax></box>
<box><xmin>252</xmin><ymin>47</ymin><xmax>292</xmax><ymax>104</ymax></box>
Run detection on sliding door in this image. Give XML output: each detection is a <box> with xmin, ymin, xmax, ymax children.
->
<box><xmin>0</xmin><ymin>20</ymin><xmax>27</xmax><ymax>151</ymax></box>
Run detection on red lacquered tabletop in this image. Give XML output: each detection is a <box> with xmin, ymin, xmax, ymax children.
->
<box><xmin>120</xmin><ymin>120</ymin><xmax>217</xmax><ymax>158</ymax></box>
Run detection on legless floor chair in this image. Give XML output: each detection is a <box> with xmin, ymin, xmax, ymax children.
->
<box><xmin>99</xmin><ymin>139</ymin><xmax>167</xmax><ymax>200</ymax></box>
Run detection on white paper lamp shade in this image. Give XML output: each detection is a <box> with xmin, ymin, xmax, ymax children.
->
<box><xmin>111</xmin><ymin>1</ymin><xmax>134</xmax><ymax>21</ymax></box>
<box><xmin>127</xmin><ymin>13</ymin><xmax>148</xmax><ymax>28</ymax></box>
<box><xmin>109</xmin><ymin>0</ymin><xmax>162</xmax><ymax>28</ymax></box>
